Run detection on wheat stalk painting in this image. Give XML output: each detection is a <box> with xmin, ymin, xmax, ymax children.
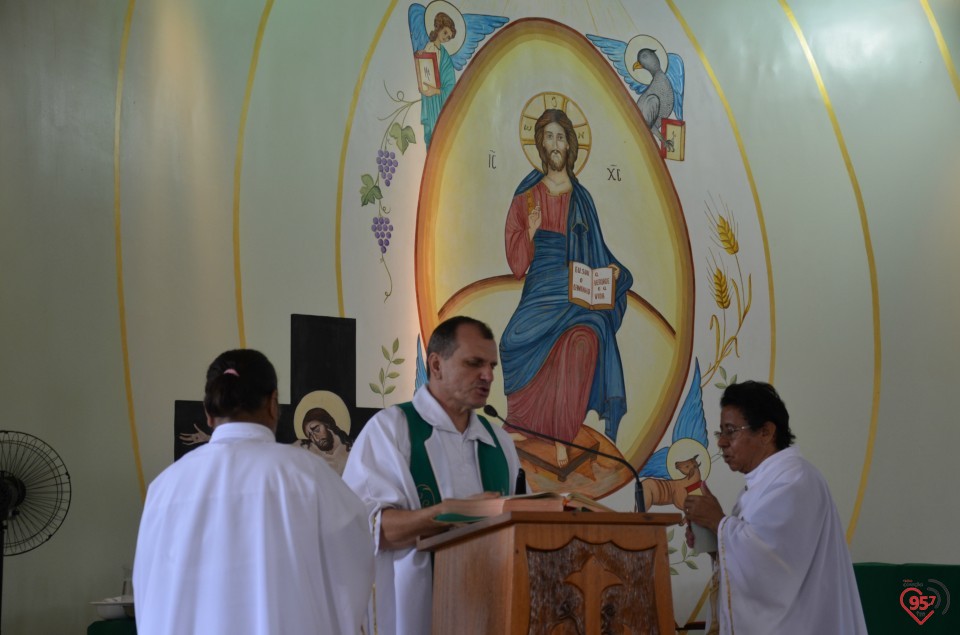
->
<box><xmin>702</xmin><ymin>194</ymin><xmax>752</xmax><ymax>388</ymax></box>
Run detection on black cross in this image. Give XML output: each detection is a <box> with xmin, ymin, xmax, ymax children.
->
<box><xmin>174</xmin><ymin>315</ymin><xmax>380</xmax><ymax>459</ymax></box>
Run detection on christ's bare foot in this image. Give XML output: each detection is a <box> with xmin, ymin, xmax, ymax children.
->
<box><xmin>556</xmin><ymin>443</ymin><xmax>569</xmax><ymax>467</ymax></box>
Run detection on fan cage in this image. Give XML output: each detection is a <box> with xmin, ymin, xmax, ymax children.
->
<box><xmin>0</xmin><ymin>430</ymin><xmax>71</xmax><ymax>556</ymax></box>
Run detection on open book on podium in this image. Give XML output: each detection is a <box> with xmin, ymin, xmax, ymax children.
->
<box><xmin>434</xmin><ymin>491</ymin><xmax>613</xmax><ymax>523</ymax></box>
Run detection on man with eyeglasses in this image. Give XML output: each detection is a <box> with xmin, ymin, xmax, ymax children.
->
<box><xmin>684</xmin><ymin>381</ymin><xmax>867</xmax><ymax>635</ymax></box>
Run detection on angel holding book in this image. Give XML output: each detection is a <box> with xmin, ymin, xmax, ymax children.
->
<box><xmin>408</xmin><ymin>2</ymin><xmax>508</xmax><ymax>147</ymax></box>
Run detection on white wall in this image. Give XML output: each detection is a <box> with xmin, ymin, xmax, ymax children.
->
<box><xmin>1</xmin><ymin>0</ymin><xmax>958</xmax><ymax>631</ymax></box>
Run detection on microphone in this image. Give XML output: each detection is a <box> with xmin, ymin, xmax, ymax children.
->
<box><xmin>514</xmin><ymin>468</ymin><xmax>527</xmax><ymax>495</ymax></box>
<box><xmin>483</xmin><ymin>405</ymin><xmax>645</xmax><ymax>512</ymax></box>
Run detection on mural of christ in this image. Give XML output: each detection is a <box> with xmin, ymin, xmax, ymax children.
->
<box><xmin>500</xmin><ymin>106</ymin><xmax>632</xmax><ymax>466</ymax></box>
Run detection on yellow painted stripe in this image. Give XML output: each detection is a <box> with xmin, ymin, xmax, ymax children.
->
<box><xmin>661</xmin><ymin>4</ymin><xmax>778</xmax><ymax>622</ymax></box>
<box><xmin>113</xmin><ymin>0</ymin><xmax>146</xmax><ymax>501</ymax></box>
<box><xmin>232</xmin><ymin>0</ymin><xmax>275</xmax><ymax>346</ymax></box>
<box><xmin>664</xmin><ymin>0</ymin><xmax>778</xmax><ymax>384</ymax></box>
<box><xmin>779</xmin><ymin>0</ymin><xmax>881</xmax><ymax>544</ymax></box>
<box><xmin>920</xmin><ymin>0</ymin><xmax>960</xmax><ymax>100</ymax></box>
<box><xmin>678</xmin><ymin>582</ymin><xmax>711</xmax><ymax>634</ymax></box>
<box><xmin>336</xmin><ymin>0</ymin><xmax>399</xmax><ymax>318</ymax></box>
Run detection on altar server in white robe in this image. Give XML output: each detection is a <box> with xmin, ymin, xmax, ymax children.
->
<box><xmin>342</xmin><ymin>316</ymin><xmax>521</xmax><ymax>635</ymax></box>
<box><xmin>133</xmin><ymin>349</ymin><xmax>374</xmax><ymax>635</ymax></box>
<box><xmin>684</xmin><ymin>381</ymin><xmax>867</xmax><ymax>635</ymax></box>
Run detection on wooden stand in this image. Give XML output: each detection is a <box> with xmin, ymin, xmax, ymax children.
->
<box><xmin>418</xmin><ymin>511</ymin><xmax>681</xmax><ymax>634</ymax></box>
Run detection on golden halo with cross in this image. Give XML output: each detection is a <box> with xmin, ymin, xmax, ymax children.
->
<box><xmin>518</xmin><ymin>92</ymin><xmax>592</xmax><ymax>176</ymax></box>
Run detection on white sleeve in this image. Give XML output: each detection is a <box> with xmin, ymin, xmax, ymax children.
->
<box><xmin>341</xmin><ymin>408</ymin><xmax>417</xmax><ymax>552</ymax></box>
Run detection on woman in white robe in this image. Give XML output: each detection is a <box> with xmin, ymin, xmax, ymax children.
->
<box><xmin>133</xmin><ymin>349</ymin><xmax>374</xmax><ymax>635</ymax></box>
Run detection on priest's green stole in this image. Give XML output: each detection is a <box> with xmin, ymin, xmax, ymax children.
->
<box><xmin>398</xmin><ymin>401</ymin><xmax>510</xmax><ymax>509</ymax></box>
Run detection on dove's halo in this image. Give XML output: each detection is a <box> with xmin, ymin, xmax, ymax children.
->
<box><xmin>625</xmin><ymin>34</ymin><xmax>668</xmax><ymax>85</ymax></box>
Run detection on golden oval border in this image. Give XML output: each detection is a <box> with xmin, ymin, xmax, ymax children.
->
<box><xmin>414</xmin><ymin>17</ymin><xmax>696</xmax><ymax>468</ymax></box>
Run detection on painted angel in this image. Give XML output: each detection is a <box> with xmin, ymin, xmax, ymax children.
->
<box><xmin>408</xmin><ymin>2</ymin><xmax>508</xmax><ymax>147</ymax></box>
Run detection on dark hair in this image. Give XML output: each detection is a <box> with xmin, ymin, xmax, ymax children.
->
<box><xmin>203</xmin><ymin>349</ymin><xmax>278</xmax><ymax>419</ymax></box>
<box><xmin>534</xmin><ymin>108</ymin><xmax>579</xmax><ymax>179</ymax></box>
<box><xmin>426</xmin><ymin>316</ymin><xmax>494</xmax><ymax>379</ymax></box>
<box><xmin>720</xmin><ymin>381</ymin><xmax>795</xmax><ymax>450</ymax></box>
<box><xmin>429</xmin><ymin>12</ymin><xmax>456</xmax><ymax>42</ymax></box>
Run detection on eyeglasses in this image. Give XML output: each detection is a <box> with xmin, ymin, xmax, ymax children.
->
<box><xmin>713</xmin><ymin>425</ymin><xmax>752</xmax><ymax>440</ymax></box>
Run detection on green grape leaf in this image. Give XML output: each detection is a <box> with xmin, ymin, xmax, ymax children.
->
<box><xmin>388</xmin><ymin>122</ymin><xmax>402</xmax><ymax>142</ymax></box>
<box><xmin>389</xmin><ymin>122</ymin><xmax>417</xmax><ymax>154</ymax></box>
<box><xmin>399</xmin><ymin>125</ymin><xmax>416</xmax><ymax>153</ymax></box>
<box><xmin>360</xmin><ymin>174</ymin><xmax>382</xmax><ymax>206</ymax></box>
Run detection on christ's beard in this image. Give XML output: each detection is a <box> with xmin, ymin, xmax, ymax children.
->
<box><xmin>548</xmin><ymin>149</ymin><xmax>566</xmax><ymax>172</ymax></box>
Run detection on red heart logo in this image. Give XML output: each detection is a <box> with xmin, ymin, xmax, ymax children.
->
<box><xmin>900</xmin><ymin>587</ymin><xmax>935</xmax><ymax>626</ymax></box>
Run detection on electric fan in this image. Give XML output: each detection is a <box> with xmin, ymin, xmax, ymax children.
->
<box><xmin>0</xmin><ymin>430</ymin><xmax>71</xmax><ymax>627</ymax></box>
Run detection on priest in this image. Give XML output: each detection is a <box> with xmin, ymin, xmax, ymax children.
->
<box><xmin>342</xmin><ymin>316</ymin><xmax>521</xmax><ymax>635</ymax></box>
<box><xmin>684</xmin><ymin>381</ymin><xmax>868</xmax><ymax>634</ymax></box>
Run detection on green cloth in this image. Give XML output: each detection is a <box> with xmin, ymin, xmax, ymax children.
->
<box><xmin>398</xmin><ymin>401</ymin><xmax>510</xmax><ymax>510</ymax></box>
<box><xmin>854</xmin><ymin>562</ymin><xmax>960</xmax><ymax>634</ymax></box>
<box><xmin>87</xmin><ymin>619</ymin><xmax>136</xmax><ymax>635</ymax></box>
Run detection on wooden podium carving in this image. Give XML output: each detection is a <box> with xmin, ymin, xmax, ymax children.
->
<box><xmin>418</xmin><ymin>511</ymin><xmax>681</xmax><ymax>634</ymax></box>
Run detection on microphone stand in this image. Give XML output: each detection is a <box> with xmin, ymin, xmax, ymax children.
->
<box><xmin>483</xmin><ymin>405</ymin><xmax>645</xmax><ymax>513</ymax></box>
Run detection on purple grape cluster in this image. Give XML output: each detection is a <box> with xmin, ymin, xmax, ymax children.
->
<box><xmin>371</xmin><ymin>216</ymin><xmax>394</xmax><ymax>254</ymax></box>
<box><xmin>377</xmin><ymin>149</ymin><xmax>398</xmax><ymax>186</ymax></box>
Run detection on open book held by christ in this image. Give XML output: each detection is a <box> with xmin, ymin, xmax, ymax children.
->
<box><xmin>568</xmin><ymin>261</ymin><xmax>616</xmax><ymax>310</ymax></box>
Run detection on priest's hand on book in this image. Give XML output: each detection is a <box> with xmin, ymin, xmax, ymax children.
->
<box><xmin>380</xmin><ymin>493</ymin><xmax>501</xmax><ymax>550</ymax></box>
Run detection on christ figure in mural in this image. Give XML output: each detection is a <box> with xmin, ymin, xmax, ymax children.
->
<box><xmin>500</xmin><ymin>108</ymin><xmax>632</xmax><ymax>467</ymax></box>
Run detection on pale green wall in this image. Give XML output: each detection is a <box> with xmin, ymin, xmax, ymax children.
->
<box><xmin>1</xmin><ymin>0</ymin><xmax>958</xmax><ymax>632</ymax></box>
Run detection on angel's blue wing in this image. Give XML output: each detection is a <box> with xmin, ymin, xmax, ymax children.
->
<box><xmin>638</xmin><ymin>447</ymin><xmax>670</xmax><ymax>478</ymax></box>
<box><xmin>672</xmin><ymin>358</ymin><xmax>708</xmax><ymax>447</ymax></box>
<box><xmin>408</xmin><ymin>3</ymin><xmax>429</xmax><ymax>53</ymax></box>
<box><xmin>666</xmin><ymin>53</ymin><xmax>685</xmax><ymax>120</ymax></box>
<box><xmin>449</xmin><ymin>13</ymin><xmax>508</xmax><ymax>71</ymax></box>
<box><xmin>415</xmin><ymin>335</ymin><xmax>427</xmax><ymax>393</ymax></box>
<box><xmin>585</xmin><ymin>34</ymin><xmax>648</xmax><ymax>95</ymax></box>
